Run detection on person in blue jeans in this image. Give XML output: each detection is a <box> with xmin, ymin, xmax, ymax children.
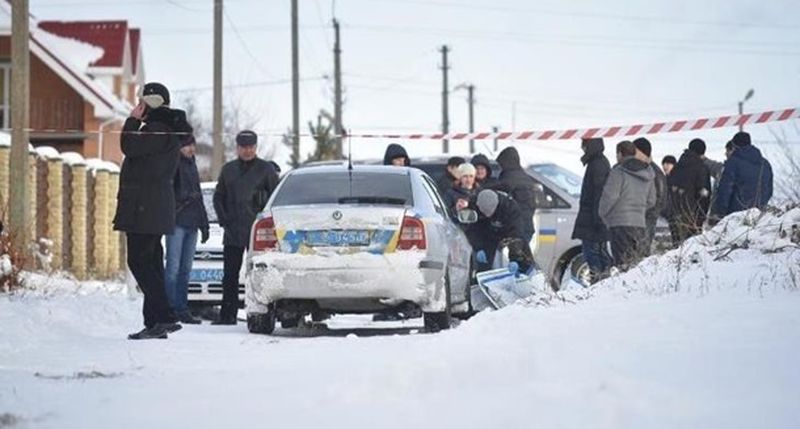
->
<box><xmin>165</xmin><ymin>136</ymin><xmax>209</xmax><ymax>324</ymax></box>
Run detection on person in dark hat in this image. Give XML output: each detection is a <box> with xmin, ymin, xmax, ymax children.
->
<box><xmin>688</xmin><ymin>138</ymin><xmax>724</xmax><ymax>184</ymax></box>
<box><xmin>164</xmin><ymin>135</ymin><xmax>209</xmax><ymax>325</ymax></box>
<box><xmin>212</xmin><ymin>130</ymin><xmax>280</xmax><ymax>325</ymax></box>
<box><xmin>633</xmin><ymin>137</ymin><xmax>666</xmax><ymax>254</ymax></box>
<box><xmin>666</xmin><ymin>139</ymin><xmax>713</xmax><ymax>244</ymax></box>
<box><xmin>470</xmin><ymin>153</ymin><xmax>498</xmax><ymax>188</ymax></box>
<box><xmin>382</xmin><ymin>143</ymin><xmax>411</xmax><ymax>167</ymax></box>
<box><xmin>436</xmin><ymin>156</ymin><xmax>466</xmax><ymax>195</ymax></box>
<box><xmin>472</xmin><ymin>189</ymin><xmax>535</xmax><ymax>274</ymax></box>
<box><xmin>711</xmin><ymin>131</ymin><xmax>773</xmax><ymax>221</ymax></box>
<box><xmin>116</xmin><ymin>82</ymin><xmax>190</xmax><ymax>340</ymax></box>
<box><xmin>572</xmin><ymin>138</ymin><xmax>612</xmax><ymax>284</ymax></box>
<box><xmin>661</xmin><ymin>155</ymin><xmax>677</xmax><ymax>176</ymax></box>
<box><xmin>495</xmin><ymin>146</ymin><xmax>538</xmax><ymax>242</ymax></box>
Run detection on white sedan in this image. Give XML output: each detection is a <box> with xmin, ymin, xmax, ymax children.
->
<box><xmin>245</xmin><ymin>164</ymin><xmax>473</xmax><ymax>334</ymax></box>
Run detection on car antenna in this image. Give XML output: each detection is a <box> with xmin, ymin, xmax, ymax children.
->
<box><xmin>346</xmin><ymin>129</ymin><xmax>353</xmax><ymax>171</ymax></box>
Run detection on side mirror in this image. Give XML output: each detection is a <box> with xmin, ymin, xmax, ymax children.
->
<box><xmin>457</xmin><ymin>209</ymin><xmax>479</xmax><ymax>224</ymax></box>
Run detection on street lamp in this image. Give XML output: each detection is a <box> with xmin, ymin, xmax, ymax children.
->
<box><xmin>454</xmin><ymin>83</ymin><xmax>475</xmax><ymax>153</ymax></box>
<box><xmin>738</xmin><ymin>89</ymin><xmax>754</xmax><ymax>132</ymax></box>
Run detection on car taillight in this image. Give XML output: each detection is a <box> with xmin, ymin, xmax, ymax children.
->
<box><xmin>397</xmin><ymin>216</ymin><xmax>426</xmax><ymax>250</ymax></box>
<box><xmin>252</xmin><ymin>216</ymin><xmax>278</xmax><ymax>251</ymax></box>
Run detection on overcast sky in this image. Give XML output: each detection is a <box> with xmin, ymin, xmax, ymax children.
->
<box><xmin>31</xmin><ymin>0</ymin><xmax>800</xmax><ymax>169</ymax></box>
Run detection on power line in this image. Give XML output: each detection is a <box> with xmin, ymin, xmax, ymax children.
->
<box><xmin>172</xmin><ymin>76</ymin><xmax>326</xmax><ymax>93</ymax></box>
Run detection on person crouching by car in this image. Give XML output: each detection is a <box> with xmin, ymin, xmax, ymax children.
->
<box><xmin>115</xmin><ymin>82</ymin><xmax>186</xmax><ymax>340</ymax></box>
<box><xmin>164</xmin><ymin>136</ymin><xmax>210</xmax><ymax>325</ymax></box>
<box><xmin>472</xmin><ymin>189</ymin><xmax>536</xmax><ymax>274</ymax></box>
<box><xmin>212</xmin><ymin>131</ymin><xmax>280</xmax><ymax>325</ymax></box>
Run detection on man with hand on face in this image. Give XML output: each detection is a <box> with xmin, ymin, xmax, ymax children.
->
<box><xmin>212</xmin><ymin>131</ymin><xmax>280</xmax><ymax>325</ymax></box>
<box><xmin>115</xmin><ymin>82</ymin><xmax>189</xmax><ymax>340</ymax></box>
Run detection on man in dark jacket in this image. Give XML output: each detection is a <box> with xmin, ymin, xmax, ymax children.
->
<box><xmin>599</xmin><ymin>141</ymin><xmax>656</xmax><ymax>271</ymax></box>
<box><xmin>495</xmin><ymin>147</ymin><xmax>538</xmax><ymax>242</ymax></box>
<box><xmin>571</xmin><ymin>138</ymin><xmax>612</xmax><ymax>283</ymax></box>
<box><xmin>213</xmin><ymin>131</ymin><xmax>280</xmax><ymax>325</ymax></box>
<box><xmin>662</xmin><ymin>155</ymin><xmax>677</xmax><ymax>176</ymax></box>
<box><xmin>471</xmin><ymin>153</ymin><xmax>498</xmax><ymax>188</ymax></box>
<box><xmin>712</xmin><ymin>131</ymin><xmax>773</xmax><ymax>220</ymax></box>
<box><xmin>114</xmin><ymin>82</ymin><xmax>186</xmax><ymax>340</ymax></box>
<box><xmin>165</xmin><ymin>136</ymin><xmax>210</xmax><ymax>325</ymax></box>
<box><xmin>666</xmin><ymin>139</ymin><xmax>712</xmax><ymax>245</ymax></box>
<box><xmin>383</xmin><ymin>143</ymin><xmax>410</xmax><ymax>166</ymax></box>
<box><xmin>472</xmin><ymin>190</ymin><xmax>535</xmax><ymax>274</ymax></box>
<box><xmin>436</xmin><ymin>156</ymin><xmax>465</xmax><ymax>195</ymax></box>
<box><xmin>633</xmin><ymin>138</ymin><xmax>667</xmax><ymax>253</ymax></box>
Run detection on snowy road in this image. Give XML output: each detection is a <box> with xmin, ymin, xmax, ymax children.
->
<box><xmin>2</xmin><ymin>282</ymin><xmax>799</xmax><ymax>429</ymax></box>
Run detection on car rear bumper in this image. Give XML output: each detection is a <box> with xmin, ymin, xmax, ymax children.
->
<box><xmin>246</xmin><ymin>251</ymin><xmax>447</xmax><ymax>313</ymax></box>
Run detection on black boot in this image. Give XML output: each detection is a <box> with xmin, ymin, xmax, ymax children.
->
<box><xmin>177</xmin><ymin>311</ymin><xmax>202</xmax><ymax>325</ymax></box>
<box><xmin>128</xmin><ymin>325</ymin><xmax>169</xmax><ymax>340</ymax></box>
<box><xmin>160</xmin><ymin>322</ymin><xmax>183</xmax><ymax>333</ymax></box>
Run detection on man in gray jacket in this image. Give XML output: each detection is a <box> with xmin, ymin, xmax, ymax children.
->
<box><xmin>599</xmin><ymin>141</ymin><xmax>657</xmax><ymax>271</ymax></box>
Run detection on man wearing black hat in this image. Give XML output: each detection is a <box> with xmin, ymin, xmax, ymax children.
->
<box><xmin>712</xmin><ymin>131</ymin><xmax>773</xmax><ymax>220</ymax></box>
<box><xmin>666</xmin><ymin>139</ymin><xmax>713</xmax><ymax>244</ymax></box>
<box><xmin>212</xmin><ymin>130</ymin><xmax>280</xmax><ymax>325</ymax></box>
<box><xmin>115</xmin><ymin>82</ymin><xmax>191</xmax><ymax>340</ymax></box>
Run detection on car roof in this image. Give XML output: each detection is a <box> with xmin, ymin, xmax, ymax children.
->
<box><xmin>288</xmin><ymin>164</ymin><xmax>417</xmax><ymax>176</ymax></box>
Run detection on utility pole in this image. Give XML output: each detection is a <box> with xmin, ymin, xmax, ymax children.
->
<box><xmin>492</xmin><ymin>126</ymin><xmax>499</xmax><ymax>152</ymax></box>
<box><xmin>291</xmin><ymin>0</ymin><xmax>300</xmax><ymax>166</ymax></box>
<box><xmin>211</xmin><ymin>0</ymin><xmax>223</xmax><ymax>177</ymax></box>
<box><xmin>333</xmin><ymin>18</ymin><xmax>343</xmax><ymax>158</ymax></box>
<box><xmin>466</xmin><ymin>84</ymin><xmax>475</xmax><ymax>153</ymax></box>
<box><xmin>10</xmin><ymin>0</ymin><xmax>31</xmax><ymax>250</ymax></box>
<box><xmin>738</xmin><ymin>88</ymin><xmax>754</xmax><ymax>132</ymax></box>
<box><xmin>439</xmin><ymin>45</ymin><xmax>450</xmax><ymax>154</ymax></box>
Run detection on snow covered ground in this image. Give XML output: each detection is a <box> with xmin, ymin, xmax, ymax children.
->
<box><xmin>1</xmin><ymin>208</ymin><xmax>799</xmax><ymax>429</ymax></box>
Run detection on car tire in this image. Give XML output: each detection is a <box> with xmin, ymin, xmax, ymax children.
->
<box><xmin>423</xmin><ymin>271</ymin><xmax>452</xmax><ymax>333</ymax></box>
<box><xmin>560</xmin><ymin>253</ymin><xmax>591</xmax><ymax>289</ymax></box>
<box><xmin>280</xmin><ymin>317</ymin><xmax>300</xmax><ymax>329</ymax></box>
<box><xmin>247</xmin><ymin>307</ymin><xmax>276</xmax><ymax>335</ymax></box>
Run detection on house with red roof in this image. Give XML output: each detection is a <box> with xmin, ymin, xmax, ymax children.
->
<box><xmin>0</xmin><ymin>2</ymin><xmax>144</xmax><ymax>164</ymax></box>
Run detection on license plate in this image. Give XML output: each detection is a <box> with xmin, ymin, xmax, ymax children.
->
<box><xmin>306</xmin><ymin>230</ymin><xmax>370</xmax><ymax>246</ymax></box>
<box><xmin>190</xmin><ymin>269</ymin><xmax>224</xmax><ymax>283</ymax></box>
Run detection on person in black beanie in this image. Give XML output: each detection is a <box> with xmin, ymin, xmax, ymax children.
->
<box><xmin>212</xmin><ymin>130</ymin><xmax>280</xmax><ymax>325</ymax></box>
<box><xmin>661</xmin><ymin>155</ymin><xmax>677</xmax><ymax>176</ymax></box>
<box><xmin>436</xmin><ymin>156</ymin><xmax>465</xmax><ymax>196</ymax></box>
<box><xmin>711</xmin><ymin>131</ymin><xmax>773</xmax><ymax>220</ymax></box>
<box><xmin>632</xmin><ymin>137</ymin><xmax>666</xmax><ymax>254</ymax></box>
<box><xmin>116</xmin><ymin>82</ymin><xmax>189</xmax><ymax>340</ymax></box>
<box><xmin>666</xmin><ymin>139</ymin><xmax>712</xmax><ymax>244</ymax></box>
<box><xmin>687</xmin><ymin>138</ymin><xmax>724</xmax><ymax>184</ymax></box>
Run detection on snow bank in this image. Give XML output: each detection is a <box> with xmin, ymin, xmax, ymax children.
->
<box><xmin>553</xmin><ymin>206</ymin><xmax>800</xmax><ymax>304</ymax></box>
<box><xmin>34</xmin><ymin>146</ymin><xmax>61</xmax><ymax>160</ymax></box>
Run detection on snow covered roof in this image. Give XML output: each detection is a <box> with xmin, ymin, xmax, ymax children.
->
<box><xmin>37</xmin><ymin>20</ymin><xmax>129</xmax><ymax>69</ymax></box>
<box><xmin>0</xmin><ymin>2</ymin><xmax>132</xmax><ymax>119</ymax></box>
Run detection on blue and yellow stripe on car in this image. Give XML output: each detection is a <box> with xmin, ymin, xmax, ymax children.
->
<box><xmin>538</xmin><ymin>228</ymin><xmax>557</xmax><ymax>243</ymax></box>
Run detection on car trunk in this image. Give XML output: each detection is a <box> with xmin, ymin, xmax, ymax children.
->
<box><xmin>269</xmin><ymin>205</ymin><xmax>410</xmax><ymax>255</ymax></box>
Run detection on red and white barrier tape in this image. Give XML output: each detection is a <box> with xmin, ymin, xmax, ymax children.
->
<box><xmin>3</xmin><ymin>106</ymin><xmax>798</xmax><ymax>140</ymax></box>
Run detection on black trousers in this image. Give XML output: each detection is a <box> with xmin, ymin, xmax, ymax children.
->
<box><xmin>609</xmin><ymin>226</ymin><xmax>647</xmax><ymax>272</ymax></box>
<box><xmin>127</xmin><ymin>233</ymin><xmax>172</xmax><ymax>329</ymax></box>
<box><xmin>221</xmin><ymin>245</ymin><xmax>246</xmax><ymax>319</ymax></box>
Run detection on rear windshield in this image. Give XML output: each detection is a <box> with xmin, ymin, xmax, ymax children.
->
<box><xmin>271</xmin><ymin>172</ymin><xmax>414</xmax><ymax>207</ymax></box>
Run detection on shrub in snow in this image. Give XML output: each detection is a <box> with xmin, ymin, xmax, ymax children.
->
<box><xmin>0</xmin><ymin>229</ymin><xmax>26</xmax><ymax>293</ymax></box>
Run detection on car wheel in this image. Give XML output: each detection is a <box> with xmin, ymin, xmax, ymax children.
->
<box><xmin>247</xmin><ymin>306</ymin><xmax>276</xmax><ymax>335</ymax></box>
<box><xmin>280</xmin><ymin>317</ymin><xmax>300</xmax><ymax>329</ymax></box>
<box><xmin>560</xmin><ymin>253</ymin><xmax>591</xmax><ymax>289</ymax></box>
<box><xmin>423</xmin><ymin>271</ymin><xmax>452</xmax><ymax>333</ymax></box>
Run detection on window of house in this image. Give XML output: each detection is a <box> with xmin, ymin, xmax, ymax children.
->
<box><xmin>0</xmin><ymin>63</ymin><xmax>9</xmax><ymax>129</ymax></box>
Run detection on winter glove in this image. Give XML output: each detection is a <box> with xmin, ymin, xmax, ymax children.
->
<box><xmin>201</xmin><ymin>228</ymin><xmax>210</xmax><ymax>244</ymax></box>
<box><xmin>476</xmin><ymin>250</ymin><xmax>488</xmax><ymax>264</ymax></box>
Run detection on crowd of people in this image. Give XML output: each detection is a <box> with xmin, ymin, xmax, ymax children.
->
<box><xmin>117</xmin><ymin>81</ymin><xmax>775</xmax><ymax>339</ymax></box>
<box><xmin>574</xmin><ymin>132</ymin><xmax>773</xmax><ymax>284</ymax></box>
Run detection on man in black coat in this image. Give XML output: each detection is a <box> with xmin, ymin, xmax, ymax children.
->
<box><xmin>114</xmin><ymin>82</ymin><xmax>186</xmax><ymax>340</ymax></box>
<box><xmin>472</xmin><ymin>190</ymin><xmax>535</xmax><ymax>274</ymax></box>
<box><xmin>633</xmin><ymin>138</ymin><xmax>667</xmax><ymax>254</ymax></box>
<box><xmin>436</xmin><ymin>156</ymin><xmax>465</xmax><ymax>196</ymax></box>
<box><xmin>213</xmin><ymin>131</ymin><xmax>280</xmax><ymax>324</ymax></box>
<box><xmin>666</xmin><ymin>139</ymin><xmax>712</xmax><ymax>245</ymax></box>
<box><xmin>495</xmin><ymin>147</ymin><xmax>538</xmax><ymax>242</ymax></box>
<box><xmin>571</xmin><ymin>138</ymin><xmax>612</xmax><ymax>283</ymax></box>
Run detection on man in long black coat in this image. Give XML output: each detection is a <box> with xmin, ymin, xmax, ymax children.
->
<box><xmin>114</xmin><ymin>82</ymin><xmax>187</xmax><ymax>340</ymax></box>
<box><xmin>666</xmin><ymin>140</ymin><xmax>712</xmax><ymax>244</ymax></box>
<box><xmin>213</xmin><ymin>131</ymin><xmax>280</xmax><ymax>324</ymax></box>
<box><xmin>571</xmin><ymin>138</ymin><xmax>612</xmax><ymax>283</ymax></box>
<box><xmin>495</xmin><ymin>147</ymin><xmax>538</xmax><ymax>242</ymax></box>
